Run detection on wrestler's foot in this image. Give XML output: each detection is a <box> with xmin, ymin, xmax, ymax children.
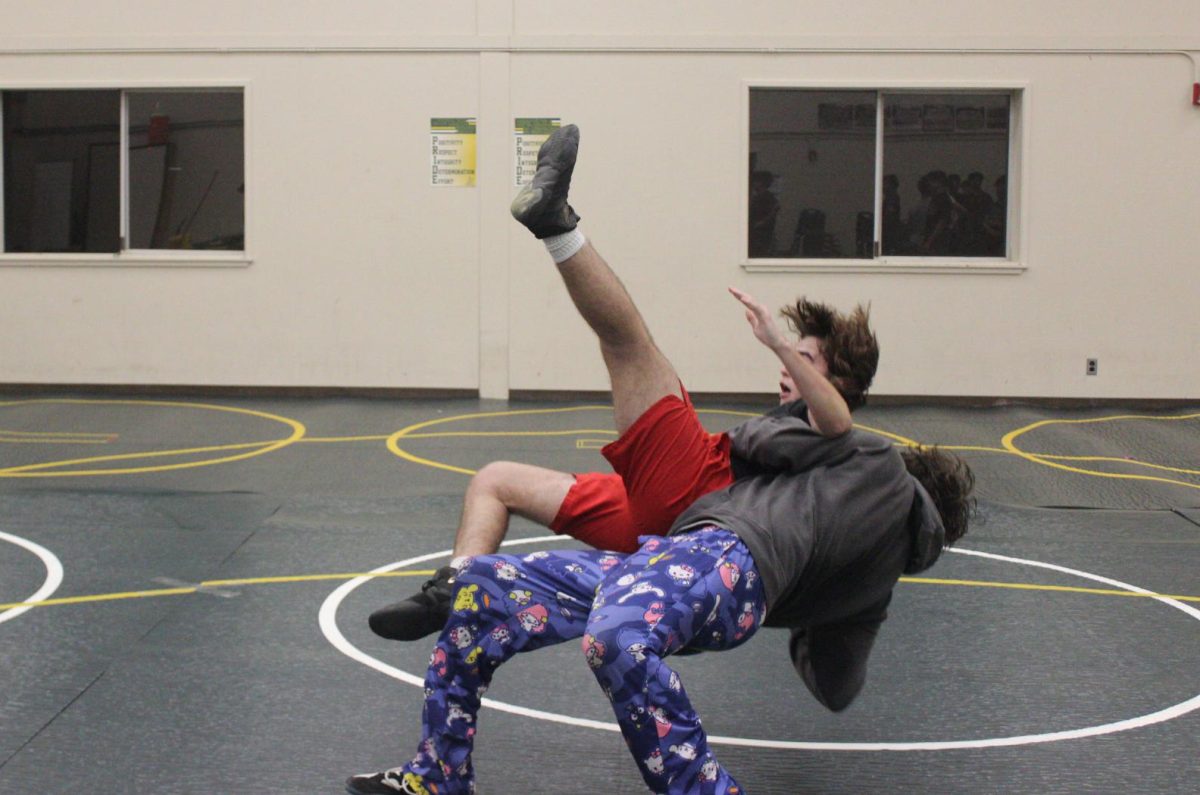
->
<box><xmin>344</xmin><ymin>768</ymin><xmax>402</xmax><ymax>794</ymax></box>
<box><xmin>346</xmin><ymin>767</ymin><xmax>442</xmax><ymax>795</ymax></box>
<box><xmin>510</xmin><ymin>124</ymin><xmax>581</xmax><ymax>239</ymax></box>
<box><xmin>368</xmin><ymin>566</ymin><xmax>455</xmax><ymax>641</ymax></box>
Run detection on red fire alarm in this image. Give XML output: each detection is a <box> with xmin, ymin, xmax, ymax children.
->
<box><xmin>1194</xmin><ymin>82</ymin><xmax>1200</xmax><ymax>106</ymax></box>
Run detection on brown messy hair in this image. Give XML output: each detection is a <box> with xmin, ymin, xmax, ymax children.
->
<box><xmin>781</xmin><ymin>298</ymin><xmax>879</xmax><ymax>410</ymax></box>
<box><xmin>900</xmin><ymin>446</ymin><xmax>976</xmax><ymax>546</ymax></box>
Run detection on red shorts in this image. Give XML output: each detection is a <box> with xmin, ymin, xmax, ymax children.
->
<box><xmin>549</xmin><ymin>389</ymin><xmax>734</xmax><ymax>553</ymax></box>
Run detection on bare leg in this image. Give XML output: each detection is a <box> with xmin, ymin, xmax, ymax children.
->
<box><xmin>451</xmin><ymin>462</ymin><xmax>575</xmax><ymax>557</ymax></box>
<box><xmin>373</xmin><ymin>124</ymin><xmax>675</xmax><ymax>644</ymax></box>
<box><xmin>510</xmin><ymin>124</ymin><xmax>682</xmax><ymax>434</ymax></box>
<box><xmin>370</xmin><ymin>462</ymin><xmax>575</xmax><ymax>640</ymax></box>
<box><xmin>554</xmin><ymin>241</ymin><xmax>682</xmax><ymax>434</ymax></box>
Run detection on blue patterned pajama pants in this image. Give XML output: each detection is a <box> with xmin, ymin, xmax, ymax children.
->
<box><xmin>399</xmin><ymin>526</ymin><xmax>766</xmax><ymax>795</ymax></box>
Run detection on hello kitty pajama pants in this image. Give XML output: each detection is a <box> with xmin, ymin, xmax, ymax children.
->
<box><xmin>400</xmin><ymin>526</ymin><xmax>766</xmax><ymax>795</ymax></box>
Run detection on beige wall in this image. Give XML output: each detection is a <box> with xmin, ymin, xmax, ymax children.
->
<box><xmin>0</xmin><ymin>53</ymin><xmax>482</xmax><ymax>388</ymax></box>
<box><xmin>2</xmin><ymin>2</ymin><xmax>1198</xmax><ymax>398</ymax></box>
<box><xmin>514</xmin><ymin>0</ymin><xmax>1199</xmax><ymax>39</ymax></box>
<box><xmin>11</xmin><ymin>1</ymin><xmax>1192</xmax><ymax>41</ymax></box>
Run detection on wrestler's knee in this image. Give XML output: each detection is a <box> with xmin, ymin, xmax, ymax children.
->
<box><xmin>466</xmin><ymin>461</ymin><xmax>520</xmax><ymax>500</ymax></box>
<box><xmin>581</xmin><ymin>610</ymin><xmax>656</xmax><ymax>676</ymax></box>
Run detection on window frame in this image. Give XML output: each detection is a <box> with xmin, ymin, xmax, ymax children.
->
<box><xmin>0</xmin><ymin>79</ymin><xmax>251</xmax><ymax>269</ymax></box>
<box><xmin>741</xmin><ymin>79</ymin><xmax>1027</xmax><ymax>275</ymax></box>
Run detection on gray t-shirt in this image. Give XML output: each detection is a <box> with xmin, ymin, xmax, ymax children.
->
<box><xmin>672</xmin><ymin>416</ymin><xmax>926</xmax><ymax>624</ymax></box>
<box><xmin>669</xmin><ymin>415</ymin><xmax>945</xmax><ymax>710</ymax></box>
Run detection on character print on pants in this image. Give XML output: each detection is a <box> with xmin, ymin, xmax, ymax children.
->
<box><xmin>391</xmin><ymin>527</ymin><xmax>763</xmax><ymax>795</ymax></box>
<box><xmin>398</xmin><ymin>547</ymin><xmax>612</xmax><ymax>794</ymax></box>
<box><xmin>586</xmin><ymin>527</ymin><xmax>765</xmax><ymax>795</ymax></box>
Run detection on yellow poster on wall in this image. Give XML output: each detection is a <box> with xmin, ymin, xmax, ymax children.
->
<box><xmin>431</xmin><ymin>118</ymin><xmax>477</xmax><ymax>187</ymax></box>
<box><xmin>514</xmin><ymin>118</ymin><xmax>561</xmax><ymax>187</ymax></box>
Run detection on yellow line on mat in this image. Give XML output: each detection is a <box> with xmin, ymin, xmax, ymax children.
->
<box><xmin>0</xmin><ymin>399</ymin><xmax>306</xmax><ymax>477</ymax></box>
<box><xmin>0</xmin><ymin>440</ymin><xmax>277</xmax><ymax>473</ymax></box>
<box><xmin>4</xmin><ymin>571</ymin><xmax>1197</xmax><ymax>611</ymax></box>
<box><xmin>0</xmin><ymin>438</ymin><xmax>113</xmax><ymax>445</ymax></box>
<box><xmin>1001</xmin><ymin>413</ymin><xmax>1200</xmax><ymax>490</ymax></box>
<box><xmin>900</xmin><ymin>576</ymin><xmax>1200</xmax><ymax>602</ymax></box>
<box><xmin>0</xmin><ymin>570</ymin><xmax>437</xmax><ymax>610</ymax></box>
<box><xmin>1</xmin><ymin>587</ymin><xmax>201</xmax><ymax>608</ymax></box>
<box><xmin>0</xmin><ymin>432</ymin><xmax>115</xmax><ymax>439</ymax></box>
<box><xmin>202</xmin><ymin>571</ymin><xmax>437</xmax><ymax>587</ymax></box>
<box><xmin>401</xmin><ymin>429</ymin><xmax>618</xmax><ymax>439</ymax></box>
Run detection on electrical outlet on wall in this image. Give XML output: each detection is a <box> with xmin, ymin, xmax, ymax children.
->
<box><xmin>1086</xmin><ymin>358</ymin><xmax>1098</xmax><ymax>376</ymax></box>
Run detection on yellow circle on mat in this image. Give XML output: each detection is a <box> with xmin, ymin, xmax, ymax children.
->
<box><xmin>386</xmin><ymin>405</ymin><xmax>920</xmax><ymax>477</ymax></box>
<box><xmin>0</xmin><ymin>399</ymin><xmax>306</xmax><ymax>477</ymax></box>
<box><xmin>1001</xmin><ymin>413</ymin><xmax>1200</xmax><ymax>491</ymax></box>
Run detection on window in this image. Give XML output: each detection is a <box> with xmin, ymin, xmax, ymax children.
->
<box><xmin>748</xmin><ymin>88</ymin><xmax>1012</xmax><ymax>261</ymax></box>
<box><xmin>2</xmin><ymin>88</ymin><xmax>244</xmax><ymax>256</ymax></box>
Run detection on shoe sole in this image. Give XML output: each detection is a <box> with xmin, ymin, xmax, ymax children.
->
<box><xmin>345</xmin><ymin>778</ymin><xmax>406</xmax><ymax>794</ymax></box>
<box><xmin>509</xmin><ymin>185</ymin><xmax>544</xmax><ymax>221</ymax></box>
<box><xmin>346</xmin><ymin>775</ymin><xmax>434</xmax><ymax>794</ymax></box>
<box><xmin>368</xmin><ymin>601</ymin><xmax>449</xmax><ymax>641</ymax></box>
<box><xmin>510</xmin><ymin>124</ymin><xmax>578</xmax><ymax>228</ymax></box>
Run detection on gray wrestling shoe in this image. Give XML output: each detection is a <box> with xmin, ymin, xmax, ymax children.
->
<box><xmin>510</xmin><ymin>123</ymin><xmax>581</xmax><ymax>239</ymax></box>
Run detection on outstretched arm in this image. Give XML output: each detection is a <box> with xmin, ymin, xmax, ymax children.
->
<box><xmin>729</xmin><ymin>287</ymin><xmax>852</xmax><ymax>437</ymax></box>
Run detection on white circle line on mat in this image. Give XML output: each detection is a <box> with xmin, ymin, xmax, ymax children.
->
<box><xmin>0</xmin><ymin>530</ymin><xmax>65</xmax><ymax>626</ymax></box>
<box><xmin>320</xmin><ymin>538</ymin><xmax>1200</xmax><ymax>751</ymax></box>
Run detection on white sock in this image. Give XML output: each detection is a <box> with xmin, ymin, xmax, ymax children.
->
<box><xmin>449</xmin><ymin>555</ymin><xmax>471</xmax><ymax>575</ymax></box>
<box><xmin>543</xmin><ymin>228</ymin><xmax>586</xmax><ymax>263</ymax></box>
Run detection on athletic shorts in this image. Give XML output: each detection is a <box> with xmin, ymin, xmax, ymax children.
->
<box><xmin>548</xmin><ymin>388</ymin><xmax>734</xmax><ymax>553</ymax></box>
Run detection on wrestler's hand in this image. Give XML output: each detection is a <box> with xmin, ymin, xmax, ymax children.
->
<box><xmin>729</xmin><ymin>286</ymin><xmax>787</xmax><ymax>352</ymax></box>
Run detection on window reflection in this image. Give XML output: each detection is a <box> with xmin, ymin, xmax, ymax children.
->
<box><xmin>2</xmin><ymin>90</ymin><xmax>121</xmax><ymax>253</ymax></box>
<box><xmin>127</xmin><ymin>91</ymin><xmax>244</xmax><ymax>250</ymax></box>
<box><xmin>1</xmin><ymin>89</ymin><xmax>245</xmax><ymax>254</ymax></box>
<box><xmin>748</xmin><ymin>88</ymin><xmax>1011</xmax><ymax>260</ymax></box>
<box><xmin>882</xmin><ymin>93</ymin><xmax>1009</xmax><ymax>257</ymax></box>
<box><xmin>749</xmin><ymin>89</ymin><xmax>876</xmax><ymax>259</ymax></box>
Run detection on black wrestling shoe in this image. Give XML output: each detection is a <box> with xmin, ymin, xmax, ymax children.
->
<box><xmin>510</xmin><ymin>123</ymin><xmax>581</xmax><ymax>238</ymax></box>
<box><xmin>368</xmin><ymin>566</ymin><xmax>455</xmax><ymax>641</ymax></box>
<box><xmin>345</xmin><ymin>768</ymin><xmax>420</xmax><ymax>794</ymax></box>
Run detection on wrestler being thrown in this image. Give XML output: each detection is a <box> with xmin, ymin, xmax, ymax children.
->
<box><xmin>346</xmin><ymin>125</ymin><xmax>974</xmax><ymax>795</ymax></box>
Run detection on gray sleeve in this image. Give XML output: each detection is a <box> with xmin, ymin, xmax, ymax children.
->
<box><xmin>788</xmin><ymin>598</ymin><xmax>889</xmax><ymax>712</ymax></box>
<box><xmin>727</xmin><ymin>415</ymin><xmax>849</xmax><ymax>474</ymax></box>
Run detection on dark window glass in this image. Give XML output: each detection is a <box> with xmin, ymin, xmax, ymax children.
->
<box><xmin>749</xmin><ymin>89</ymin><xmax>876</xmax><ymax>258</ymax></box>
<box><xmin>882</xmin><ymin>93</ymin><xmax>1009</xmax><ymax>256</ymax></box>
<box><xmin>128</xmin><ymin>91</ymin><xmax>244</xmax><ymax>250</ymax></box>
<box><xmin>2</xmin><ymin>90</ymin><xmax>120</xmax><ymax>253</ymax></box>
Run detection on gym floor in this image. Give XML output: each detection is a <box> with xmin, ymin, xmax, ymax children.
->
<box><xmin>1</xmin><ymin>393</ymin><xmax>1198</xmax><ymax>794</ymax></box>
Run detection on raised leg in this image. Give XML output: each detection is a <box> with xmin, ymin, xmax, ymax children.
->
<box><xmin>511</xmin><ymin>124</ymin><xmax>682</xmax><ymax>435</ymax></box>
<box><xmin>554</xmin><ymin>241</ymin><xmax>682</xmax><ymax>435</ymax></box>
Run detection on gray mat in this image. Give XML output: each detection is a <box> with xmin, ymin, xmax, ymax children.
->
<box><xmin>1174</xmin><ymin>508</ymin><xmax>1200</xmax><ymax>529</ymax></box>
<box><xmin>2</xmin><ymin>397</ymin><xmax>1198</xmax><ymax>793</ymax></box>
